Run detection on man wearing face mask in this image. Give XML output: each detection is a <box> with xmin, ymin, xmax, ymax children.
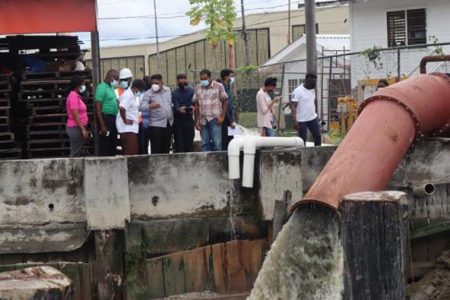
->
<box><xmin>116</xmin><ymin>68</ymin><xmax>133</xmax><ymax>99</ymax></box>
<box><xmin>139</xmin><ymin>74</ymin><xmax>174</xmax><ymax>154</ymax></box>
<box><xmin>219</xmin><ymin>68</ymin><xmax>236</xmax><ymax>150</ymax></box>
<box><xmin>116</xmin><ymin>79</ymin><xmax>146</xmax><ymax>155</ymax></box>
<box><xmin>95</xmin><ymin>69</ymin><xmax>120</xmax><ymax>156</ymax></box>
<box><xmin>291</xmin><ymin>73</ymin><xmax>321</xmax><ymax>146</ymax></box>
<box><xmin>194</xmin><ymin>69</ymin><xmax>228</xmax><ymax>152</ymax></box>
<box><xmin>172</xmin><ymin>74</ymin><xmax>195</xmax><ymax>152</ymax></box>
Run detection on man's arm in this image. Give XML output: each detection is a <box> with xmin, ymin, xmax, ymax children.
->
<box><xmin>291</xmin><ymin>100</ymin><xmax>299</xmax><ymax>130</ymax></box>
<box><xmin>217</xmin><ymin>84</ymin><xmax>228</xmax><ymax>125</ymax></box>
<box><xmin>94</xmin><ymin>85</ymin><xmax>107</xmax><ymax>134</ymax></box>
<box><xmin>194</xmin><ymin>88</ymin><xmax>201</xmax><ymax>130</ymax></box>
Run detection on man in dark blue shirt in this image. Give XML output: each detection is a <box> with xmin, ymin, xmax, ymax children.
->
<box><xmin>219</xmin><ymin>69</ymin><xmax>235</xmax><ymax>150</ymax></box>
<box><xmin>172</xmin><ymin>74</ymin><xmax>195</xmax><ymax>152</ymax></box>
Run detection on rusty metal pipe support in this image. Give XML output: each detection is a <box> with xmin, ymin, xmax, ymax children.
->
<box><xmin>420</xmin><ymin>55</ymin><xmax>450</xmax><ymax>74</ymax></box>
<box><xmin>292</xmin><ymin>73</ymin><xmax>450</xmax><ymax>212</ymax></box>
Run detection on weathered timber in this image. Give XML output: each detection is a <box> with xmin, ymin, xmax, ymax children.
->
<box><xmin>94</xmin><ymin>230</ymin><xmax>126</xmax><ymax>300</ymax></box>
<box><xmin>340</xmin><ymin>191</ymin><xmax>409</xmax><ymax>300</ymax></box>
<box><xmin>272</xmin><ymin>191</ymin><xmax>290</xmax><ymax>241</ymax></box>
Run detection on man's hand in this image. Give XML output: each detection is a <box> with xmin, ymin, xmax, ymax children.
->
<box><xmin>230</xmin><ymin>122</ymin><xmax>236</xmax><ymax>129</ymax></box>
<box><xmin>195</xmin><ymin>120</ymin><xmax>201</xmax><ymax>131</ymax></box>
<box><xmin>217</xmin><ymin>116</ymin><xmax>225</xmax><ymax>126</ymax></box>
<box><xmin>179</xmin><ymin>106</ymin><xmax>187</xmax><ymax>114</ymax></box>
<box><xmin>125</xmin><ymin>119</ymin><xmax>133</xmax><ymax>125</ymax></box>
<box><xmin>100</xmin><ymin>125</ymin><xmax>108</xmax><ymax>135</ymax></box>
<box><xmin>293</xmin><ymin>122</ymin><xmax>299</xmax><ymax>131</ymax></box>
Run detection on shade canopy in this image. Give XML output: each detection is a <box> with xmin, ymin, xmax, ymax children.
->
<box><xmin>0</xmin><ymin>0</ymin><xmax>97</xmax><ymax>34</ymax></box>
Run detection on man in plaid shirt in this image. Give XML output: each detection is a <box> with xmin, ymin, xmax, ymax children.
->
<box><xmin>194</xmin><ymin>69</ymin><xmax>228</xmax><ymax>151</ymax></box>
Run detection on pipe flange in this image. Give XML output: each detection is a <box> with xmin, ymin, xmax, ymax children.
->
<box><xmin>358</xmin><ymin>95</ymin><xmax>422</xmax><ymax>139</ymax></box>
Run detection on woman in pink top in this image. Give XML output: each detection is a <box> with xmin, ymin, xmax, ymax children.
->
<box><xmin>256</xmin><ymin>77</ymin><xmax>280</xmax><ymax>136</ymax></box>
<box><xmin>66</xmin><ymin>76</ymin><xmax>89</xmax><ymax>157</ymax></box>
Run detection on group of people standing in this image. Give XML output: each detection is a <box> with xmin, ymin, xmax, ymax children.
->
<box><xmin>65</xmin><ymin>67</ymin><xmax>237</xmax><ymax>157</ymax></box>
<box><xmin>256</xmin><ymin>73</ymin><xmax>322</xmax><ymax>146</ymax></box>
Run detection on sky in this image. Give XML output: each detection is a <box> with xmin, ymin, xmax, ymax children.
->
<box><xmin>79</xmin><ymin>0</ymin><xmax>332</xmax><ymax>47</ymax></box>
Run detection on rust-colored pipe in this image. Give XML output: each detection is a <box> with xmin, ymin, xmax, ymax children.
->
<box><xmin>292</xmin><ymin>73</ymin><xmax>450</xmax><ymax>211</ymax></box>
<box><xmin>420</xmin><ymin>55</ymin><xmax>450</xmax><ymax>74</ymax></box>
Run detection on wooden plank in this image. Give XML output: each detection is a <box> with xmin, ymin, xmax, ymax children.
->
<box><xmin>211</xmin><ymin>243</ymin><xmax>227</xmax><ymax>293</ymax></box>
<box><xmin>183</xmin><ymin>247</ymin><xmax>208</xmax><ymax>293</ymax></box>
<box><xmin>163</xmin><ymin>252</ymin><xmax>186</xmax><ymax>296</ymax></box>
<box><xmin>225</xmin><ymin>240</ymin><xmax>248</xmax><ymax>293</ymax></box>
<box><xmin>145</xmin><ymin>258</ymin><xmax>165</xmax><ymax>299</ymax></box>
<box><xmin>340</xmin><ymin>191</ymin><xmax>408</xmax><ymax>300</ymax></box>
<box><xmin>94</xmin><ymin>230</ymin><xmax>126</xmax><ymax>300</ymax></box>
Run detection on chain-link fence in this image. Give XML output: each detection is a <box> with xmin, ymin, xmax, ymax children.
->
<box><xmin>232</xmin><ymin>42</ymin><xmax>450</xmax><ymax>133</ymax></box>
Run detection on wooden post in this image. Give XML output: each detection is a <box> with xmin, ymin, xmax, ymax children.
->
<box><xmin>272</xmin><ymin>190</ymin><xmax>291</xmax><ymax>241</ymax></box>
<box><xmin>340</xmin><ymin>191</ymin><xmax>409</xmax><ymax>300</ymax></box>
<box><xmin>94</xmin><ymin>230</ymin><xmax>126</xmax><ymax>300</ymax></box>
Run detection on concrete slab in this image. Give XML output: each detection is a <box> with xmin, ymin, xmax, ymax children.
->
<box><xmin>84</xmin><ymin>157</ymin><xmax>130</xmax><ymax>230</ymax></box>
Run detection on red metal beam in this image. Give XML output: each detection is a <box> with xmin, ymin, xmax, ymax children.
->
<box><xmin>0</xmin><ymin>0</ymin><xmax>97</xmax><ymax>34</ymax></box>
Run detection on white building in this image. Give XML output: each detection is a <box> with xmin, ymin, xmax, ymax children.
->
<box><xmin>344</xmin><ymin>0</ymin><xmax>450</xmax><ymax>87</ymax></box>
<box><xmin>262</xmin><ymin>34</ymin><xmax>350</xmax><ymax>124</ymax></box>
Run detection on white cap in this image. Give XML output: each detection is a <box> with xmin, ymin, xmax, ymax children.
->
<box><xmin>119</xmin><ymin>68</ymin><xmax>133</xmax><ymax>79</ymax></box>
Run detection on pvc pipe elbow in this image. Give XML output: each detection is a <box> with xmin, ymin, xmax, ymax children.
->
<box><xmin>227</xmin><ymin>137</ymin><xmax>247</xmax><ymax>179</ymax></box>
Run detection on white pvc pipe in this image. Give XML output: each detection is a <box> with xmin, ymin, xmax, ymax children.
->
<box><xmin>242</xmin><ymin>136</ymin><xmax>305</xmax><ymax>188</ymax></box>
<box><xmin>227</xmin><ymin>137</ymin><xmax>247</xmax><ymax>179</ymax></box>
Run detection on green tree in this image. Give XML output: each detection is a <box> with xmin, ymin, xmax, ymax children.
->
<box><xmin>187</xmin><ymin>0</ymin><xmax>237</xmax><ymax>68</ymax></box>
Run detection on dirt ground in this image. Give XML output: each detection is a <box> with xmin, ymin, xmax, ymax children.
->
<box><xmin>406</xmin><ymin>250</ymin><xmax>450</xmax><ymax>300</ymax></box>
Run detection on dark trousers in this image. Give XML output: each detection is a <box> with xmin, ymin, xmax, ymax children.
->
<box><xmin>138</xmin><ymin>124</ymin><xmax>151</xmax><ymax>154</ymax></box>
<box><xmin>149</xmin><ymin>125</ymin><xmax>172</xmax><ymax>154</ymax></box>
<box><xmin>173</xmin><ymin>116</ymin><xmax>194</xmax><ymax>153</ymax></box>
<box><xmin>298</xmin><ymin>117</ymin><xmax>322</xmax><ymax>146</ymax></box>
<box><xmin>120</xmin><ymin>132</ymin><xmax>139</xmax><ymax>155</ymax></box>
<box><xmin>98</xmin><ymin>114</ymin><xmax>118</xmax><ymax>156</ymax></box>
<box><xmin>221</xmin><ymin>119</ymin><xmax>233</xmax><ymax>151</ymax></box>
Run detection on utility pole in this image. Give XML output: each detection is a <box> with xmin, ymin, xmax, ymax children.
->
<box><xmin>153</xmin><ymin>0</ymin><xmax>161</xmax><ymax>73</ymax></box>
<box><xmin>240</xmin><ymin>0</ymin><xmax>250</xmax><ymax>66</ymax></box>
<box><xmin>287</xmin><ymin>0</ymin><xmax>291</xmax><ymax>44</ymax></box>
<box><xmin>305</xmin><ymin>0</ymin><xmax>317</xmax><ymax>75</ymax></box>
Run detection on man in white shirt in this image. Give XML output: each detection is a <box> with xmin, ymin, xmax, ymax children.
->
<box><xmin>116</xmin><ymin>79</ymin><xmax>146</xmax><ymax>155</ymax></box>
<box><xmin>291</xmin><ymin>74</ymin><xmax>321</xmax><ymax>146</ymax></box>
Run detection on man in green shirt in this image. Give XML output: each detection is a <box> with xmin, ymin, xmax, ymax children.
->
<box><xmin>95</xmin><ymin>69</ymin><xmax>120</xmax><ymax>156</ymax></box>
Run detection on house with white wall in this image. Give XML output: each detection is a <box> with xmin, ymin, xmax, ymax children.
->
<box><xmin>341</xmin><ymin>0</ymin><xmax>450</xmax><ymax>88</ymax></box>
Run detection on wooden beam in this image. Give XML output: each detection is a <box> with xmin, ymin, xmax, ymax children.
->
<box><xmin>340</xmin><ymin>191</ymin><xmax>408</xmax><ymax>300</ymax></box>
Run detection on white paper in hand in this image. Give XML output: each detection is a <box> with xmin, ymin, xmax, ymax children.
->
<box><xmin>228</xmin><ymin>126</ymin><xmax>242</xmax><ymax>136</ymax></box>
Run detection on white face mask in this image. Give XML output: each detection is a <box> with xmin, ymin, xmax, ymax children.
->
<box><xmin>230</xmin><ymin>77</ymin><xmax>235</xmax><ymax>84</ymax></box>
<box><xmin>152</xmin><ymin>84</ymin><xmax>160</xmax><ymax>92</ymax></box>
<box><xmin>79</xmin><ymin>84</ymin><xmax>86</xmax><ymax>94</ymax></box>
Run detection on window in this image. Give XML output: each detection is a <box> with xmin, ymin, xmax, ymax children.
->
<box><xmin>387</xmin><ymin>9</ymin><xmax>426</xmax><ymax>47</ymax></box>
<box><xmin>292</xmin><ymin>24</ymin><xmax>319</xmax><ymax>41</ymax></box>
<box><xmin>288</xmin><ymin>79</ymin><xmax>304</xmax><ymax>100</ymax></box>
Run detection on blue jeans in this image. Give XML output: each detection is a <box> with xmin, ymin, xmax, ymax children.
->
<box><xmin>200</xmin><ymin>118</ymin><xmax>222</xmax><ymax>151</ymax></box>
<box><xmin>263</xmin><ymin>127</ymin><xmax>275</xmax><ymax>137</ymax></box>
<box><xmin>298</xmin><ymin>117</ymin><xmax>322</xmax><ymax>146</ymax></box>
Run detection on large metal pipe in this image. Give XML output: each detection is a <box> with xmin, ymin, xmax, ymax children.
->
<box><xmin>292</xmin><ymin>73</ymin><xmax>450</xmax><ymax>211</ymax></box>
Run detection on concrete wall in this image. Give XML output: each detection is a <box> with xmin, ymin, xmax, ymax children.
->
<box><xmin>0</xmin><ymin>140</ymin><xmax>449</xmax><ymax>254</ymax></box>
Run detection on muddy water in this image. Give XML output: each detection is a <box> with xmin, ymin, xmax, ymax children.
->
<box><xmin>248</xmin><ymin>205</ymin><xmax>343</xmax><ymax>300</ymax></box>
